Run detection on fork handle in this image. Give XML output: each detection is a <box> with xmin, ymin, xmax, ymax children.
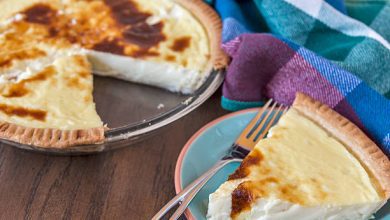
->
<box><xmin>152</xmin><ymin>158</ymin><xmax>242</xmax><ymax>220</ymax></box>
<box><xmin>169</xmin><ymin>158</ymin><xmax>242</xmax><ymax>220</ymax></box>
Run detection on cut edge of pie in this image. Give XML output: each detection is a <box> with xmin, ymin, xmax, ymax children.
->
<box><xmin>174</xmin><ymin>0</ymin><xmax>229</xmax><ymax>70</ymax></box>
<box><xmin>293</xmin><ymin>92</ymin><xmax>390</xmax><ymax>199</ymax></box>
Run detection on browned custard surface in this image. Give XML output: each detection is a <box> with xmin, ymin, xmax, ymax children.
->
<box><xmin>0</xmin><ymin>0</ymin><xmax>210</xmax><ymax>70</ymax></box>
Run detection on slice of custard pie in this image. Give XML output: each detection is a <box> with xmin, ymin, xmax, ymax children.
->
<box><xmin>208</xmin><ymin>93</ymin><xmax>390</xmax><ymax>220</ymax></box>
<box><xmin>0</xmin><ymin>0</ymin><xmax>227</xmax><ymax>148</ymax></box>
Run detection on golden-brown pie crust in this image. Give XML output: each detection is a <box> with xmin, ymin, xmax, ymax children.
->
<box><xmin>0</xmin><ymin>121</ymin><xmax>104</xmax><ymax>148</ymax></box>
<box><xmin>175</xmin><ymin>0</ymin><xmax>229</xmax><ymax>69</ymax></box>
<box><xmin>293</xmin><ymin>92</ymin><xmax>390</xmax><ymax>199</ymax></box>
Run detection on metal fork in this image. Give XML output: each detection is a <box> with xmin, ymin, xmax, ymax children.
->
<box><xmin>152</xmin><ymin>99</ymin><xmax>287</xmax><ymax>220</ymax></box>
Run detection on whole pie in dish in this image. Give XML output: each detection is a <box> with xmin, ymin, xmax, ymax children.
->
<box><xmin>207</xmin><ymin>93</ymin><xmax>390</xmax><ymax>220</ymax></box>
<box><xmin>0</xmin><ymin>0</ymin><xmax>227</xmax><ymax>148</ymax></box>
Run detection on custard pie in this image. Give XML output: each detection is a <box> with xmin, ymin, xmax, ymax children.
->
<box><xmin>0</xmin><ymin>0</ymin><xmax>227</xmax><ymax>148</ymax></box>
<box><xmin>208</xmin><ymin>93</ymin><xmax>390</xmax><ymax>220</ymax></box>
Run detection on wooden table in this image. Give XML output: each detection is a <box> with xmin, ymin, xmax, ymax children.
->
<box><xmin>0</xmin><ymin>90</ymin><xmax>228</xmax><ymax>220</ymax></box>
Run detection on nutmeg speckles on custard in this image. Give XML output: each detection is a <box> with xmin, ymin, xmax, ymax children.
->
<box><xmin>0</xmin><ymin>65</ymin><xmax>55</xmax><ymax>98</ymax></box>
<box><xmin>1</xmin><ymin>0</ymin><xmax>210</xmax><ymax>72</ymax></box>
<box><xmin>228</xmin><ymin>149</ymin><xmax>263</xmax><ymax>181</ymax></box>
<box><xmin>0</xmin><ymin>48</ymin><xmax>47</xmax><ymax>69</ymax></box>
<box><xmin>0</xmin><ymin>103</ymin><xmax>47</xmax><ymax>121</ymax></box>
<box><xmin>0</xmin><ymin>0</ymin><xmax>215</xmax><ymax>98</ymax></box>
<box><xmin>170</xmin><ymin>36</ymin><xmax>191</xmax><ymax>52</ymax></box>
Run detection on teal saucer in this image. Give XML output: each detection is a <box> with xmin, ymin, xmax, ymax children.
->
<box><xmin>174</xmin><ymin>109</ymin><xmax>390</xmax><ymax>220</ymax></box>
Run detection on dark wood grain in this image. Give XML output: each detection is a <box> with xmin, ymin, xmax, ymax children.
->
<box><xmin>0</xmin><ymin>90</ymin><xmax>228</xmax><ymax>220</ymax></box>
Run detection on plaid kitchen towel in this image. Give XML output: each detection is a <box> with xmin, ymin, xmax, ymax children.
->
<box><xmin>209</xmin><ymin>0</ymin><xmax>390</xmax><ymax>155</ymax></box>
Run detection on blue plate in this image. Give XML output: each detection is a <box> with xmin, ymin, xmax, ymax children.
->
<box><xmin>175</xmin><ymin>109</ymin><xmax>390</xmax><ymax>220</ymax></box>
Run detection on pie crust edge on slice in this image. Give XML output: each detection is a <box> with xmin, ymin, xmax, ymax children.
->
<box><xmin>175</xmin><ymin>0</ymin><xmax>229</xmax><ymax>69</ymax></box>
<box><xmin>293</xmin><ymin>92</ymin><xmax>390</xmax><ymax>198</ymax></box>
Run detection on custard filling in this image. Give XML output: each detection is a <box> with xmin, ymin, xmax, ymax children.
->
<box><xmin>0</xmin><ymin>54</ymin><xmax>102</xmax><ymax>130</ymax></box>
<box><xmin>0</xmin><ymin>0</ymin><xmax>210</xmax><ymax>72</ymax></box>
<box><xmin>228</xmin><ymin>109</ymin><xmax>382</xmax><ymax>218</ymax></box>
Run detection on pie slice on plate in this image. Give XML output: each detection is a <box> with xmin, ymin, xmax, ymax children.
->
<box><xmin>208</xmin><ymin>93</ymin><xmax>390</xmax><ymax>220</ymax></box>
<box><xmin>0</xmin><ymin>0</ymin><xmax>227</xmax><ymax>148</ymax></box>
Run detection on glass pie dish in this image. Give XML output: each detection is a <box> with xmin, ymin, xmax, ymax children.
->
<box><xmin>1</xmin><ymin>68</ymin><xmax>224</xmax><ymax>155</ymax></box>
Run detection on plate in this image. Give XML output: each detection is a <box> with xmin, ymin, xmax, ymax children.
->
<box><xmin>175</xmin><ymin>109</ymin><xmax>390</xmax><ymax>220</ymax></box>
<box><xmin>2</xmin><ymin>67</ymin><xmax>224</xmax><ymax>154</ymax></box>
